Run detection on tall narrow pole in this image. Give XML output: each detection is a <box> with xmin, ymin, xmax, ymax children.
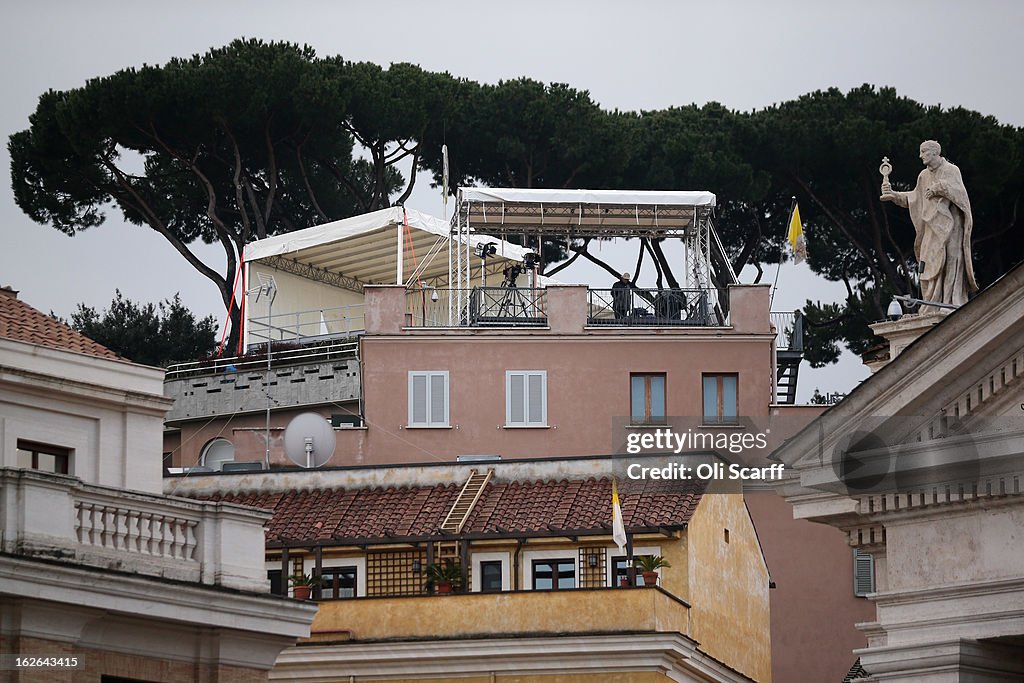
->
<box><xmin>265</xmin><ymin>292</ymin><xmax>272</xmax><ymax>469</ymax></box>
<box><xmin>396</xmin><ymin>221</ymin><xmax>404</xmax><ymax>286</ymax></box>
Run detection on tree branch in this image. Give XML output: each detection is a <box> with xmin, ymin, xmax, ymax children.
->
<box><xmin>96</xmin><ymin>154</ymin><xmax>227</xmax><ymax>295</ymax></box>
<box><xmin>317</xmin><ymin>156</ymin><xmax>370</xmax><ymax>213</ymax></box>
<box><xmin>296</xmin><ymin>141</ymin><xmax>329</xmax><ymax>222</ymax></box>
<box><xmin>792</xmin><ymin>173</ymin><xmax>886</xmax><ymax>282</ymax></box>
<box><xmin>650</xmin><ymin>238</ymin><xmax>681</xmax><ymax>289</ymax></box>
<box><xmin>393</xmin><ymin>148</ymin><xmax>420</xmax><ymax>206</ymax></box>
<box><xmin>262</xmin><ymin>121</ymin><xmax>279</xmax><ymax>232</ymax></box>
<box><xmin>543</xmin><ymin>238</ymin><xmax>589</xmax><ymax>277</ymax></box>
<box><xmin>642</xmin><ymin>238</ymin><xmax>664</xmax><ymax>289</ymax></box>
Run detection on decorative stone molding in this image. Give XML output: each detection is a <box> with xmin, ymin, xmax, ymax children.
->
<box><xmin>1</xmin><ymin>467</ymin><xmax>271</xmax><ymax>592</ymax></box>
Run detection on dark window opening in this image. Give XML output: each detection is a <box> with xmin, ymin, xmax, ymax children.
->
<box><xmin>480</xmin><ymin>560</ymin><xmax>503</xmax><ymax>592</ymax></box>
<box><xmin>612</xmin><ymin>556</ymin><xmax>652</xmax><ymax>587</ymax></box>
<box><xmin>321</xmin><ymin>566</ymin><xmax>358</xmax><ymax>599</ymax></box>
<box><xmin>532</xmin><ymin>559</ymin><xmax>575</xmax><ymax>590</ymax></box>
<box><xmin>268</xmin><ymin>569</ymin><xmax>283</xmax><ymax>596</ymax></box>
<box><xmin>16</xmin><ymin>440</ymin><xmax>70</xmax><ymax>474</ymax></box>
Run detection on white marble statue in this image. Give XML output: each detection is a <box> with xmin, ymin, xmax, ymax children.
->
<box><xmin>880</xmin><ymin>140</ymin><xmax>978</xmax><ymax>312</ymax></box>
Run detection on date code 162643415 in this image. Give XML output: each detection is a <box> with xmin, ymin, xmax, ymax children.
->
<box><xmin>1</xmin><ymin>656</ymin><xmax>82</xmax><ymax>670</ymax></box>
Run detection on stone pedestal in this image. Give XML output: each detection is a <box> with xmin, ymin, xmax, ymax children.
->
<box><xmin>867</xmin><ymin>312</ymin><xmax>948</xmax><ymax>372</ymax></box>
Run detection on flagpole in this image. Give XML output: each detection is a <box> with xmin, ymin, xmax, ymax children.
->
<box><xmin>770</xmin><ymin>196</ymin><xmax>797</xmax><ymax>307</ymax></box>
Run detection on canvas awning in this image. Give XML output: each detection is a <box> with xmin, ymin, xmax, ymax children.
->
<box><xmin>243</xmin><ymin>206</ymin><xmax>530</xmax><ymax>287</ymax></box>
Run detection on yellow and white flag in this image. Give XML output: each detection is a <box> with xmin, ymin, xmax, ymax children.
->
<box><xmin>612</xmin><ymin>479</ymin><xmax>627</xmax><ymax>553</ymax></box>
<box><xmin>787</xmin><ymin>203</ymin><xmax>807</xmax><ymax>264</ymax></box>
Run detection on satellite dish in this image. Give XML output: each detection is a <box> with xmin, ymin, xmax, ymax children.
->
<box><xmin>283</xmin><ymin>412</ymin><xmax>337</xmax><ymax>468</ymax></box>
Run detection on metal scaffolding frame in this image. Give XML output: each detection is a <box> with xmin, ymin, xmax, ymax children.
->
<box><xmin>451</xmin><ymin>188</ymin><xmax>737</xmax><ymax>325</ymax></box>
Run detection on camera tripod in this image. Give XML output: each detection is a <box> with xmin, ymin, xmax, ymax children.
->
<box><xmin>496</xmin><ymin>282</ymin><xmax>531</xmax><ymax>320</ymax></box>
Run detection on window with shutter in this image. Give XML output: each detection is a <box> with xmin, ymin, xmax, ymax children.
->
<box><xmin>506</xmin><ymin>371</ymin><xmax>547</xmax><ymax>426</ymax></box>
<box><xmin>853</xmin><ymin>549</ymin><xmax>875</xmax><ymax>596</ymax></box>
<box><xmin>408</xmin><ymin>371</ymin><xmax>449</xmax><ymax>427</ymax></box>
<box><xmin>630</xmin><ymin>373</ymin><xmax>666</xmax><ymax>424</ymax></box>
<box><xmin>702</xmin><ymin>373</ymin><xmax>738</xmax><ymax>424</ymax></box>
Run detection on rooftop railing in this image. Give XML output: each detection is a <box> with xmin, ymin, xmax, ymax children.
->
<box><xmin>248</xmin><ymin>304</ymin><xmax>364</xmax><ymax>345</ymax></box>
<box><xmin>405</xmin><ymin>287</ymin><xmax>548</xmax><ymax>328</ymax></box>
<box><xmin>771</xmin><ymin>311</ymin><xmax>804</xmax><ymax>352</ymax></box>
<box><xmin>587</xmin><ymin>288</ymin><xmax>713</xmax><ymax>327</ymax></box>
<box><xmin>165</xmin><ymin>339</ymin><xmax>358</xmax><ymax>381</ymax></box>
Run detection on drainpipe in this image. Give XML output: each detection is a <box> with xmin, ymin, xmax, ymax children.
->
<box><xmin>513</xmin><ymin>539</ymin><xmax>524</xmax><ymax>591</ymax></box>
<box><xmin>460</xmin><ymin>538</ymin><xmax>469</xmax><ymax>590</ymax></box>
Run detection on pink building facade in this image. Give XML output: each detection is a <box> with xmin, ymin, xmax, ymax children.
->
<box><xmin>164</xmin><ymin>279</ymin><xmax>874</xmax><ymax>681</ymax></box>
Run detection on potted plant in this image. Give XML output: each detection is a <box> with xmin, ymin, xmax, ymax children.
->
<box><xmin>635</xmin><ymin>555</ymin><xmax>671</xmax><ymax>587</ymax></box>
<box><xmin>425</xmin><ymin>559</ymin><xmax>462</xmax><ymax>594</ymax></box>
<box><xmin>290</xmin><ymin>572</ymin><xmax>322</xmax><ymax>600</ymax></box>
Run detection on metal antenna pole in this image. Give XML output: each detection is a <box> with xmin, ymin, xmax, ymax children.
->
<box><xmin>265</xmin><ymin>292</ymin><xmax>272</xmax><ymax>468</ymax></box>
<box><xmin>251</xmin><ymin>273</ymin><xmax>278</xmax><ymax>469</ymax></box>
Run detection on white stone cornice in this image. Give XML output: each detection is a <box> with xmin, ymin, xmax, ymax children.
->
<box><xmin>856</xmin><ymin>639</ymin><xmax>1024</xmax><ymax>678</ymax></box>
<box><xmin>0</xmin><ymin>365</ymin><xmax>172</xmax><ymax>416</ymax></box>
<box><xmin>870</xmin><ymin>575</ymin><xmax>1024</xmax><ymax>606</ymax></box>
<box><xmin>271</xmin><ymin>633</ymin><xmax>754</xmax><ymax>682</ymax></box>
<box><xmin>0</xmin><ymin>554</ymin><xmax>316</xmax><ymax>639</ymax></box>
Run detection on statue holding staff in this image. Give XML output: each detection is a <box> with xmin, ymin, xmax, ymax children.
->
<box><xmin>880</xmin><ymin>140</ymin><xmax>977</xmax><ymax>312</ymax></box>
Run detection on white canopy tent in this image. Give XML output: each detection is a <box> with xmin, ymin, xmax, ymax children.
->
<box><xmin>241</xmin><ymin>206</ymin><xmax>531</xmax><ymax>346</ymax></box>
<box><xmin>244</xmin><ymin>206</ymin><xmax>531</xmax><ymax>285</ymax></box>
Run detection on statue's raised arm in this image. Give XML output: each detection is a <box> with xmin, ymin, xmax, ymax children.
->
<box><xmin>879</xmin><ymin>140</ymin><xmax>978</xmax><ymax>313</ymax></box>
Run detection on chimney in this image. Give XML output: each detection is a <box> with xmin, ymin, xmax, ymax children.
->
<box><xmin>0</xmin><ymin>286</ymin><xmax>19</xmax><ymax>300</ymax></box>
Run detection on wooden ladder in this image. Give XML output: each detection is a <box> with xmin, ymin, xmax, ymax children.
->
<box><xmin>441</xmin><ymin>468</ymin><xmax>493</xmax><ymax>535</ymax></box>
<box><xmin>433</xmin><ymin>468</ymin><xmax>493</xmax><ymax>571</ymax></box>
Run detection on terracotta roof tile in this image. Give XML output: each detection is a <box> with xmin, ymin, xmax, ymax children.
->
<box><xmin>0</xmin><ymin>291</ymin><xmax>120</xmax><ymax>360</ymax></box>
<box><xmin>200</xmin><ymin>476</ymin><xmax>705</xmax><ymax>545</ymax></box>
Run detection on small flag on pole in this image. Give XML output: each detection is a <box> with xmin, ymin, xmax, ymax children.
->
<box><xmin>787</xmin><ymin>203</ymin><xmax>807</xmax><ymax>264</ymax></box>
<box><xmin>612</xmin><ymin>479</ymin><xmax>627</xmax><ymax>553</ymax></box>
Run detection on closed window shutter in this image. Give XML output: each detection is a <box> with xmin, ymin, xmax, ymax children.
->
<box><xmin>853</xmin><ymin>550</ymin><xmax>875</xmax><ymax>596</ymax></box>
<box><xmin>527</xmin><ymin>373</ymin><xmax>544</xmax><ymax>424</ymax></box>
<box><xmin>509</xmin><ymin>373</ymin><xmax>525</xmax><ymax>424</ymax></box>
<box><xmin>410</xmin><ymin>372</ymin><xmax>448</xmax><ymax>426</ymax></box>
<box><xmin>507</xmin><ymin>371</ymin><xmax>546</xmax><ymax>426</ymax></box>
<box><xmin>429</xmin><ymin>374</ymin><xmax>447</xmax><ymax>425</ymax></box>
<box><xmin>722</xmin><ymin>375</ymin><xmax>738</xmax><ymax>420</ymax></box>
<box><xmin>702</xmin><ymin>376</ymin><xmax>717</xmax><ymax>422</ymax></box>
<box><xmin>411</xmin><ymin>374</ymin><xmax>428</xmax><ymax>425</ymax></box>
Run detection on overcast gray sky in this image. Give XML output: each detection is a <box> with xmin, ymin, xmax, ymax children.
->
<box><xmin>2</xmin><ymin>0</ymin><xmax>1021</xmax><ymax>401</ymax></box>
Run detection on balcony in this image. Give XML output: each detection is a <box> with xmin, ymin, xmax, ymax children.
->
<box><xmin>0</xmin><ymin>467</ymin><xmax>271</xmax><ymax>593</ymax></box>
<box><xmin>306</xmin><ymin>586</ymin><xmax>690</xmax><ymax>642</ymax></box>
<box><xmin>771</xmin><ymin>311</ymin><xmax>804</xmax><ymax>352</ymax></box>
<box><xmin>587</xmin><ymin>288</ymin><xmax>712</xmax><ymax>326</ymax></box>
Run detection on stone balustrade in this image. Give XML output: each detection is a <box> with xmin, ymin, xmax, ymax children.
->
<box><xmin>1</xmin><ymin>467</ymin><xmax>271</xmax><ymax>592</ymax></box>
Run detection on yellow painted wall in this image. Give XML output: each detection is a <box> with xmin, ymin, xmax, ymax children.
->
<box><xmin>657</xmin><ymin>533</ymin><xmax>689</xmax><ymax>601</ymax></box>
<box><xmin>311</xmin><ymin>587</ymin><xmax>689</xmax><ymax>641</ymax></box>
<box><xmin>686</xmin><ymin>492</ymin><xmax>772</xmax><ymax>682</ymax></box>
